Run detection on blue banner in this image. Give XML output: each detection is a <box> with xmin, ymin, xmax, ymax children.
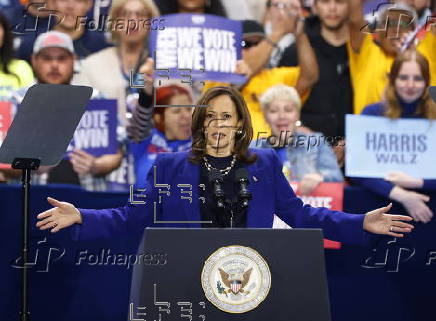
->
<box><xmin>346</xmin><ymin>114</ymin><xmax>436</xmax><ymax>178</ymax></box>
<box><xmin>149</xmin><ymin>13</ymin><xmax>245</xmax><ymax>84</ymax></box>
<box><xmin>66</xmin><ymin>99</ymin><xmax>118</xmax><ymax>157</ymax></box>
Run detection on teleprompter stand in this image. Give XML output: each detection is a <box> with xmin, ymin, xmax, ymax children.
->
<box><xmin>0</xmin><ymin>84</ymin><xmax>92</xmax><ymax>321</ymax></box>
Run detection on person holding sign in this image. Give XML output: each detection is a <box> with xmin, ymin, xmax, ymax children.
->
<box><xmin>352</xmin><ymin>51</ymin><xmax>436</xmax><ymax>223</ymax></box>
<box><xmin>255</xmin><ymin>84</ymin><xmax>343</xmax><ymax>195</ymax></box>
<box><xmin>36</xmin><ymin>87</ymin><xmax>413</xmax><ymax>250</ymax></box>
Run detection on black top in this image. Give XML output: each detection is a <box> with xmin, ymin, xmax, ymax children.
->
<box><xmin>199</xmin><ymin>155</ymin><xmax>247</xmax><ymax>228</ymax></box>
<box><xmin>278</xmin><ymin>15</ymin><xmax>353</xmax><ymax>138</ymax></box>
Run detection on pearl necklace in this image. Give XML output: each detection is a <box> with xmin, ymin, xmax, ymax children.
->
<box><xmin>203</xmin><ymin>154</ymin><xmax>237</xmax><ymax>176</ymax></box>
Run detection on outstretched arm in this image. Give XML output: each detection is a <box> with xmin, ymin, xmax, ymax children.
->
<box><xmin>36</xmin><ymin>154</ymin><xmax>164</xmax><ymax>241</ymax></box>
<box><xmin>270</xmin><ymin>150</ymin><xmax>413</xmax><ymax>245</ymax></box>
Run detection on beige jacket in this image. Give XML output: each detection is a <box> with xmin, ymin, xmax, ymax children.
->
<box><xmin>74</xmin><ymin>47</ymin><xmax>128</xmax><ymax>122</ymax></box>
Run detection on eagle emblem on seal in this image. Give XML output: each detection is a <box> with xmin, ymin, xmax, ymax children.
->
<box><xmin>218</xmin><ymin>267</ymin><xmax>253</xmax><ymax>295</ymax></box>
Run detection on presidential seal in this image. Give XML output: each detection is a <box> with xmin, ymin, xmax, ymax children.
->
<box><xmin>201</xmin><ymin>245</ymin><xmax>271</xmax><ymax>314</ymax></box>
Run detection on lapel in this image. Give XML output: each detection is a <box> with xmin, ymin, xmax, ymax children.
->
<box><xmin>177</xmin><ymin>156</ymin><xmax>201</xmax><ymax>225</ymax></box>
<box><xmin>244</xmin><ymin>159</ymin><xmax>263</xmax><ymax>227</ymax></box>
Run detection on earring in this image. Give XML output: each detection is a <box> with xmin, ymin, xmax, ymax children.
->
<box><xmin>237</xmin><ymin>129</ymin><xmax>243</xmax><ymax>135</ymax></box>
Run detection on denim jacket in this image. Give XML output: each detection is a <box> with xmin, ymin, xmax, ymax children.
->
<box><xmin>252</xmin><ymin>131</ymin><xmax>343</xmax><ymax>182</ymax></box>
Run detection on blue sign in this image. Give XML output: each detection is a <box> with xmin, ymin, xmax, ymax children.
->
<box><xmin>66</xmin><ymin>99</ymin><xmax>118</xmax><ymax>157</ymax></box>
<box><xmin>149</xmin><ymin>13</ymin><xmax>245</xmax><ymax>84</ymax></box>
<box><xmin>346</xmin><ymin>114</ymin><xmax>436</xmax><ymax>178</ymax></box>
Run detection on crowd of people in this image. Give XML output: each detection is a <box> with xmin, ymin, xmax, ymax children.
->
<box><xmin>1</xmin><ymin>0</ymin><xmax>435</xmax><ymax>224</ymax></box>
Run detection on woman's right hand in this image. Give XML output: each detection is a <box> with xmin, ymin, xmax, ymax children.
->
<box><xmin>390</xmin><ymin>186</ymin><xmax>433</xmax><ymax>223</ymax></box>
<box><xmin>36</xmin><ymin>197</ymin><xmax>82</xmax><ymax>233</ymax></box>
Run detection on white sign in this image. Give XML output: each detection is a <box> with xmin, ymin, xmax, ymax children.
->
<box><xmin>345</xmin><ymin>114</ymin><xmax>436</xmax><ymax>178</ymax></box>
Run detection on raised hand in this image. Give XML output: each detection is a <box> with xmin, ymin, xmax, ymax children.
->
<box><xmin>234</xmin><ymin>60</ymin><xmax>252</xmax><ymax>79</ymax></box>
<box><xmin>138</xmin><ymin>57</ymin><xmax>154</xmax><ymax>96</ymax></box>
<box><xmin>269</xmin><ymin>0</ymin><xmax>302</xmax><ymax>39</ymax></box>
<box><xmin>36</xmin><ymin>197</ymin><xmax>82</xmax><ymax>233</ymax></box>
<box><xmin>363</xmin><ymin>203</ymin><xmax>414</xmax><ymax>237</ymax></box>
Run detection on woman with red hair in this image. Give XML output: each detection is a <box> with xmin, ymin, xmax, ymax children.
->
<box><xmin>128</xmin><ymin>84</ymin><xmax>193</xmax><ymax>187</ymax></box>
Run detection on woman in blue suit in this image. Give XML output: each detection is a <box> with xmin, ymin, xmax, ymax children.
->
<box><xmin>36</xmin><ymin>86</ymin><xmax>414</xmax><ymax>245</ymax></box>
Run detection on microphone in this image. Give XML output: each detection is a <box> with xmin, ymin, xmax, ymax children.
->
<box><xmin>235</xmin><ymin>168</ymin><xmax>252</xmax><ymax>208</ymax></box>
<box><xmin>208</xmin><ymin>169</ymin><xmax>225</xmax><ymax>208</ymax></box>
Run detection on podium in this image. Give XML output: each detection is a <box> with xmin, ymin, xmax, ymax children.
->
<box><xmin>129</xmin><ymin>228</ymin><xmax>331</xmax><ymax>321</ymax></box>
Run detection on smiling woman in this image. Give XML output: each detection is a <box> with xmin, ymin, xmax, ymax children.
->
<box><xmin>352</xmin><ymin>51</ymin><xmax>436</xmax><ymax>224</ymax></box>
<box><xmin>190</xmin><ymin>86</ymin><xmax>256</xmax><ymax>162</ymax></box>
<box><xmin>36</xmin><ymin>86</ymin><xmax>414</xmax><ymax>246</ymax></box>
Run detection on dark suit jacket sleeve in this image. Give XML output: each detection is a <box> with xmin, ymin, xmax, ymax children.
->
<box><xmin>70</xmin><ymin>155</ymin><xmax>164</xmax><ymax>242</ymax></box>
<box><xmin>270</xmin><ymin>150</ymin><xmax>370</xmax><ymax>245</ymax></box>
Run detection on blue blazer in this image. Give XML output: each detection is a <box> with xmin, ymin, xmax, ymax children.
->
<box><xmin>72</xmin><ymin>149</ymin><xmax>369</xmax><ymax>245</ymax></box>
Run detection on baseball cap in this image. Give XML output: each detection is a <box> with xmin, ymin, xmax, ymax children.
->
<box><xmin>242</xmin><ymin>20</ymin><xmax>265</xmax><ymax>38</ymax></box>
<box><xmin>33</xmin><ymin>31</ymin><xmax>75</xmax><ymax>55</ymax></box>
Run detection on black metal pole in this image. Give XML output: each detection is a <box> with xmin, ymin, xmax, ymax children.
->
<box><xmin>20</xmin><ymin>167</ymin><xmax>31</xmax><ymax>321</ymax></box>
<box><xmin>12</xmin><ymin>158</ymin><xmax>40</xmax><ymax>321</ymax></box>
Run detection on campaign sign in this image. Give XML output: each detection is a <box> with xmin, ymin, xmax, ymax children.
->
<box><xmin>66</xmin><ymin>99</ymin><xmax>118</xmax><ymax>157</ymax></box>
<box><xmin>346</xmin><ymin>114</ymin><xmax>436</xmax><ymax>178</ymax></box>
<box><xmin>0</xmin><ymin>101</ymin><xmax>12</xmax><ymax>169</ymax></box>
<box><xmin>274</xmin><ymin>182</ymin><xmax>344</xmax><ymax>249</ymax></box>
<box><xmin>149</xmin><ymin>13</ymin><xmax>245</xmax><ymax>84</ymax></box>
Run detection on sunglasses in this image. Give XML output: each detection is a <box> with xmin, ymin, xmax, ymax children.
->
<box><xmin>241</xmin><ymin>39</ymin><xmax>262</xmax><ymax>49</ymax></box>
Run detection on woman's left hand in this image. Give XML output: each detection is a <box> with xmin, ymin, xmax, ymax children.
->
<box><xmin>385</xmin><ymin>171</ymin><xmax>424</xmax><ymax>189</ymax></box>
<box><xmin>363</xmin><ymin>203</ymin><xmax>414</xmax><ymax>237</ymax></box>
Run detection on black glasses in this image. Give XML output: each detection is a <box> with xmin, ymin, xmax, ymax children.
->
<box><xmin>241</xmin><ymin>39</ymin><xmax>262</xmax><ymax>49</ymax></box>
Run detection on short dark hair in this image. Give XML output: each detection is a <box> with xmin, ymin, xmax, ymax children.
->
<box><xmin>189</xmin><ymin>86</ymin><xmax>257</xmax><ymax>164</ymax></box>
